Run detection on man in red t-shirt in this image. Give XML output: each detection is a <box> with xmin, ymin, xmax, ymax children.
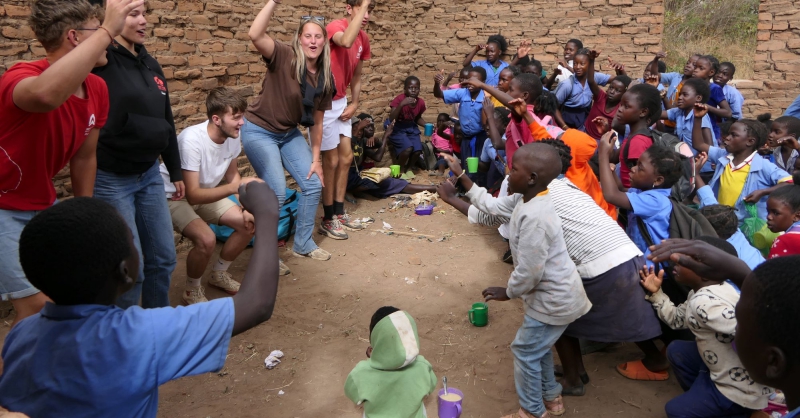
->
<box><xmin>0</xmin><ymin>0</ymin><xmax>140</xmax><ymax>326</ymax></box>
<box><xmin>318</xmin><ymin>0</ymin><xmax>373</xmax><ymax>240</ymax></box>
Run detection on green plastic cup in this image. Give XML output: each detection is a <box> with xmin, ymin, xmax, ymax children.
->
<box><xmin>469</xmin><ymin>302</ymin><xmax>488</xmax><ymax>327</ymax></box>
<box><xmin>390</xmin><ymin>165</ymin><xmax>401</xmax><ymax>177</ymax></box>
<box><xmin>466</xmin><ymin>157</ymin><xmax>479</xmax><ymax>173</ymax></box>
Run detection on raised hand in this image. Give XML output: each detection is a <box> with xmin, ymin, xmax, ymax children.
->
<box><xmin>592</xmin><ymin>116</ymin><xmax>611</xmax><ymax>135</ymax></box>
<box><xmin>693</xmin><ymin>103</ymin><xmax>709</xmax><ymax>118</ymax></box>
<box><xmin>639</xmin><ymin>265</ymin><xmax>664</xmax><ymax>294</ymax></box>
<box><xmin>507</xmin><ymin>98</ymin><xmax>528</xmax><ymax>118</ymax></box>
<box><xmin>598</xmin><ymin>129</ymin><xmax>617</xmax><ymax>154</ymax></box>
<box><xmin>645</xmin><ymin>74</ymin><xmax>660</xmax><ymax>87</ymax></box>
<box><xmin>589</xmin><ymin>49</ymin><xmax>601</xmax><ymax>61</ymax></box>
<box><xmin>482</xmin><ymin>96</ymin><xmax>495</xmax><ymax>115</ymax></box>
<box><xmin>654</xmin><ymin>51</ymin><xmax>667</xmax><ymax>60</ymax></box>
<box><xmin>778</xmin><ymin>136</ymin><xmax>800</xmax><ymax>150</ymax></box>
<box><xmin>104</xmin><ymin>0</ymin><xmax>147</xmax><ymax>37</ymax></box>
<box><xmin>442</xmin><ymin>153</ymin><xmax>463</xmax><ymax>176</ymax></box>
<box><xmin>475</xmin><ymin>44</ymin><xmax>487</xmax><ymax>51</ymax></box>
<box><xmin>434</xmin><ymin>69</ymin><xmax>446</xmax><ymax>85</ymax></box>
<box><xmin>516</xmin><ymin>40</ymin><xmax>532</xmax><ymax>58</ymax></box>
<box><xmin>694</xmin><ymin>151</ymin><xmax>708</xmax><ymax>173</ymax></box>
<box><xmin>460</xmin><ymin>77</ymin><xmax>483</xmax><ymax>89</ymax></box>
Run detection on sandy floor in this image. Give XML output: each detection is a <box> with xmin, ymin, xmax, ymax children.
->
<box><xmin>0</xmin><ymin>187</ymin><xmax>682</xmax><ymax>418</ymax></box>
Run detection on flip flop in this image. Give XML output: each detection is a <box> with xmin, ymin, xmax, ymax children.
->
<box><xmin>500</xmin><ymin>408</ymin><xmax>550</xmax><ymax>418</ymax></box>
<box><xmin>616</xmin><ymin>360</ymin><xmax>669</xmax><ymax>381</ymax></box>
<box><xmin>544</xmin><ymin>395</ymin><xmax>565</xmax><ymax>416</ymax></box>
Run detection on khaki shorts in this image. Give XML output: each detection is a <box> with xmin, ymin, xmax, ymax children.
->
<box><xmin>167</xmin><ymin>198</ymin><xmax>239</xmax><ymax>233</ymax></box>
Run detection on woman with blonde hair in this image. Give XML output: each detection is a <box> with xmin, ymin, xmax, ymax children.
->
<box><xmin>241</xmin><ymin>0</ymin><xmax>335</xmax><ymax>261</ymax></box>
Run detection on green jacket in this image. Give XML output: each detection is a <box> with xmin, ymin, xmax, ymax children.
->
<box><xmin>344</xmin><ymin>311</ymin><xmax>437</xmax><ymax>418</ymax></box>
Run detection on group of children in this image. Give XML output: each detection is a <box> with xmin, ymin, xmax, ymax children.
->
<box><xmin>3</xmin><ymin>1</ymin><xmax>800</xmax><ymax>417</ymax></box>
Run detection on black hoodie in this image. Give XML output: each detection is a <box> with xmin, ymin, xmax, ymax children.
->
<box><xmin>92</xmin><ymin>42</ymin><xmax>182</xmax><ymax>182</ymax></box>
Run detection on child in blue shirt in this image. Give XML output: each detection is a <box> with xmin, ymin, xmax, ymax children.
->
<box><xmin>691</xmin><ymin>108</ymin><xmax>793</xmax><ymax>224</ymax></box>
<box><xmin>553</xmin><ymin>48</ymin><xmax>612</xmax><ymax>130</ymax></box>
<box><xmin>0</xmin><ymin>182</ymin><xmax>281</xmax><ymax>418</ymax></box>
<box><xmin>461</xmin><ymin>34</ymin><xmax>510</xmax><ymax>87</ymax></box>
<box><xmin>660</xmin><ymin>77</ymin><xmax>716</xmax><ymax>175</ymax></box>
<box><xmin>713</xmin><ymin>62</ymin><xmax>744</xmax><ymax>122</ymax></box>
<box><xmin>692</xmin><ymin>55</ymin><xmax>733</xmax><ymax>139</ymax></box>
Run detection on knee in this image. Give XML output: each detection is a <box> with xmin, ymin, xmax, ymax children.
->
<box><xmin>339</xmin><ymin>149</ymin><xmax>353</xmax><ymax>166</ymax></box>
<box><xmin>398</xmin><ymin>148</ymin><xmax>413</xmax><ymax>158</ymax></box>
<box><xmin>193</xmin><ymin>232</ymin><xmax>217</xmax><ymax>256</ymax></box>
<box><xmin>302</xmin><ymin>176</ymin><xmax>322</xmax><ymax>195</ymax></box>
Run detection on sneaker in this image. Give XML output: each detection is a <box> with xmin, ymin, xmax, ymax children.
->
<box><xmin>318</xmin><ymin>217</ymin><xmax>348</xmax><ymax>240</ymax></box>
<box><xmin>338</xmin><ymin>213</ymin><xmax>365</xmax><ymax>231</ymax></box>
<box><xmin>292</xmin><ymin>247</ymin><xmax>331</xmax><ymax>261</ymax></box>
<box><xmin>208</xmin><ymin>270</ymin><xmax>241</xmax><ymax>295</ymax></box>
<box><xmin>279</xmin><ymin>259</ymin><xmax>291</xmax><ymax>276</ymax></box>
<box><xmin>183</xmin><ymin>286</ymin><xmax>208</xmax><ymax>305</ymax></box>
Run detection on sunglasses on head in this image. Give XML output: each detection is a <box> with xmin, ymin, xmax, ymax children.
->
<box><xmin>301</xmin><ymin>15</ymin><xmax>325</xmax><ymax>23</ymax></box>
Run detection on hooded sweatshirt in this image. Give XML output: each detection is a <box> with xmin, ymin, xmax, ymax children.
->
<box><xmin>345</xmin><ymin>311</ymin><xmax>437</xmax><ymax>418</ymax></box>
<box><xmin>91</xmin><ymin>43</ymin><xmax>182</xmax><ymax>182</ymax></box>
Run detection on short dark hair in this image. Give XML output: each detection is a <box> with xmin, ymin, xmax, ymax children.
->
<box><xmin>468</xmin><ymin>66</ymin><xmax>487</xmax><ymax>82</ymax></box>
<box><xmin>346</xmin><ymin>0</ymin><xmax>375</xmax><ymax>9</ymax></box>
<box><xmin>514</xmin><ymin>73</ymin><xmax>543</xmax><ymax>104</ymax></box>
<box><xmin>627</xmin><ymin>84</ymin><xmax>663</xmax><ymax>125</ymax></box>
<box><xmin>504</xmin><ymin>65</ymin><xmax>521</xmax><ymax>77</ymax></box>
<box><xmin>540</xmin><ymin>138</ymin><xmax>572</xmax><ymax>174</ymax></box>
<box><xmin>29</xmin><ymin>0</ymin><xmax>94</xmax><ymax>52</ymax></box>
<box><xmin>534</xmin><ymin>91</ymin><xmax>559</xmax><ymax>118</ymax></box>
<box><xmin>19</xmin><ymin>197</ymin><xmax>135</xmax><ymax>305</ymax></box>
<box><xmin>682</xmin><ymin>77</ymin><xmax>711</xmax><ymax>104</ymax></box>
<box><xmin>774</xmin><ymin>116</ymin><xmax>800</xmax><ymax>139</ymax></box>
<box><xmin>720</xmin><ymin>61</ymin><xmax>736</xmax><ymax>75</ymax></box>
<box><xmin>369</xmin><ymin>306</ymin><xmax>400</xmax><ymax>335</ymax></box>
<box><xmin>404</xmin><ymin>75</ymin><xmax>420</xmax><ymax>87</ymax></box>
<box><xmin>750</xmin><ymin>256</ymin><xmax>800</xmax><ymax>353</ymax></box>
<box><xmin>206</xmin><ymin>87</ymin><xmax>247</xmax><ymax>120</ymax></box>
<box><xmin>768</xmin><ymin>173</ymin><xmax>800</xmax><ymax>212</ymax></box>
<box><xmin>695</xmin><ymin>235</ymin><xmax>738</xmax><ymax>257</ymax></box>
<box><xmin>700</xmin><ymin>204</ymin><xmax>739</xmax><ymax>240</ymax></box>
<box><xmin>574</xmin><ymin>48</ymin><xmax>591</xmax><ymax>58</ymax></box>
<box><xmin>738</xmin><ymin>119</ymin><xmax>770</xmax><ymax>150</ymax></box>
<box><xmin>757</xmin><ymin>113</ymin><xmax>773</xmax><ymax>133</ymax></box>
<box><xmin>487</xmin><ymin>34</ymin><xmax>508</xmax><ymax>53</ymax></box>
<box><xmin>643</xmin><ymin>146</ymin><xmax>684</xmax><ymax>189</ymax></box>
<box><xmin>567</xmin><ymin>39</ymin><xmax>583</xmax><ymax>50</ymax></box>
<box><xmin>611</xmin><ymin>74</ymin><xmax>632</xmax><ymax>88</ymax></box>
<box><xmin>657</xmin><ymin>61</ymin><xmax>667</xmax><ymax>73</ymax></box>
<box><xmin>437</xmin><ymin>112</ymin><xmax>450</xmax><ymax>121</ymax></box>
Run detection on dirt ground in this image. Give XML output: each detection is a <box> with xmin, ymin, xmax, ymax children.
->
<box><xmin>0</xmin><ymin>183</ymin><xmax>682</xmax><ymax>418</ymax></box>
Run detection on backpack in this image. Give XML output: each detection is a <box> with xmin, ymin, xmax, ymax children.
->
<box><xmin>420</xmin><ymin>140</ymin><xmax>438</xmax><ymax>170</ymax></box>
<box><xmin>621</xmin><ymin>128</ymin><xmax>696</xmax><ymax>202</ymax></box>
<box><xmin>531</xmin><ymin>113</ymin><xmax>564</xmax><ymax>139</ymax></box>
<box><xmin>636</xmin><ymin>197</ymin><xmax>718</xmax><ymax>301</ymax></box>
<box><xmin>209</xmin><ymin>189</ymin><xmax>299</xmax><ymax>244</ymax></box>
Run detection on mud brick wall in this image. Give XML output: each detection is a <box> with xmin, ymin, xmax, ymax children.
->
<box><xmin>736</xmin><ymin>0</ymin><xmax>800</xmax><ymax>117</ymax></box>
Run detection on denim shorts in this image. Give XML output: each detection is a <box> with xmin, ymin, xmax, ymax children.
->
<box><xmin>0</xmin><ymin>208</ymin><xmax>42</xmax><ymax>300</ymax></box>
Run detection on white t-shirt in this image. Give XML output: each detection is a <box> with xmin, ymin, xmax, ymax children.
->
<box><xmin>555</xmin><ymin>60</ymin><xmax>574</xmax><ymax>85</ymax></box>
<box><xmin>161</xmin><ymin>121</ymin><xmax>242</xmax><ymax>198</ymax></box>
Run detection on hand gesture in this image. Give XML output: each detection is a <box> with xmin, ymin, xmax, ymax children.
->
<box><xmin>639</xmin><ymin>266</ymin><xmax>664</xmax><ymax>294</ymax></box>
<box><xmin>507</xmin><ymin>98</ymin><xmax>528</xmax><ymax>118</ymax></box>
<box><xmin>475</xmin><ymin>44</ymin><xmax>487</xmax><ymax>51</ymax></box>
<box><xmin>436</xmin><ymin>179</ymin><xmax>458</xmax><ymax>202</ymax></box>
<box><xmin>442</xmin><ymin>154</ymin><xmax>463</xmax><ymax>177</ymax></box>
<box><xmin>307</xmin><ymin>159</ymin><xmax>324</xmax><ymax>187</ymax></box>
<box><xmin>516</xmin><ymin>40</ymin><xmax>532</xmax><ymax>58</ymax></box>
<box><xmin>654</xmin><ymin>51</ymin><xmax>667</xmax><ymax>60</ymax></box>
<box><xmin>482</xmin><ymin>96</ymin><xmax>495</xmax><ymax>115</ymax></box>
<box><xmin>648</xmin><ymin>238</ymin><xmax>751</xmax><ymax>282</ymax></box>
<box><xmin>592</xmin><ymin>117</ymin><xmax>611</xmax><ymax>135</ymax></box>
<box><xmin>588</xmin><ymin>49</ymin><xmax>601</xmax><ymax>61</ymax></box>
<box><xmin>599</xmin><ymin>130</ymin><xmax>617</xmax><ymax>154</ymax></box>
<box><xmin>482</xmin><ymin>287</ymin><xmax>510</xmax><ymax>302</ymax></box>
<box><xmin>552</xmin><ymin>67</ymin><xmax>562</xmax><ymax>76</ymax></box>
<box><xmin>693</xmin><ymin>103</ymin><xmax>709</xmax><ymax>118</ymax></box>
<box><xmin>744</xmin><ymin>188</ymin><xmax>769</xmax><ymax>203</ymax></box>
<box><xmin>645</xmin><ymin>74</ymin><xmax>660</xmax><ymax>87</ymax></box>
<box><xmin>104</xmin><ymin>0</ymin><xmax>146</xmax><ymax>38</ymax></box>
<box><xmin>238</xmin><ymin>180</ymin><xmax>279</xmax><ymax>218</ymax></box>
<box><xmin>460</xmin><ymin>77</ymin><xmax>483</xmax><ymax>90</ymax></box>
<box><xmin>356</xmin><ymin>117</ymin><xmax>372</xmax><ymax>132</ymax></box>
<box><xmin>434</xmin><ymin>69</ymin><xmax>446</xmax><ymax>85</ymax></box>
<box><xmin>384</xmin><ymin>120</ymin><xmax>396</xmax><ymax>137</ymax></box>
<box><xmin>400</xmin><ymin>96</ymin><xmax>417</xmax><ymax>108</ymax></box>
<box><xmin>778</xmin><ymin>136</ymin><xmax>800</xmax><ymax>150</ymax></box>
<box><xmin>694</xmin><ymin>151</ymin><xmax>708</xmax><ymax>173</ymax></box>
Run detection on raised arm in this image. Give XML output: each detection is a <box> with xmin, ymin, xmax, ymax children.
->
<box><xmin>433</xmin><ymin>70</ymin><xmax>445</xmax><ymax>99</ymax></box>
<box><xmin>462</xmin><ymin>44</ymin><xmax>485</xmax><ymax>68</ymax></box>
<box><xmin>248</xmin><ymin>0</ymin><xmax>279</xmax><ymax>59</ymax></box>
<box><xmin>483</xmin><ymin>97</ymin><xmax>504</xmax><ymax>150</ymax></box>
<box><xmin>587</xmin><ymin>50</ymin><xmax>602</xmax><ymax>99</ymax></box>
<box><xmin>691</xmin><ymin>104</ymin><xmax>712</xmax><ymax>154</ymax></box>
<box><xmin>598</xmin><ymin>131</ymin><xmax>632</xmax><ymax>209</ymax></box>
<box><xmin>12</xmin><ymin>0</ymin><xmax>141</xmax><ymax>113</ymax></box>
<box><xmin>462</xmin><ymin>78</ymin><xmax>513</xmax><ymax>107</ymax></box>
<box><xmin>231</xmin><ymin>181</ymin><xmax>281</xmax><ymax>336</ymax></box>
<box><xmin>331</xmin><ymin>0</ymin><xmax>371</xmax><ymax>48</ymax></box>
<box><xmin>510</xmin><ymin>40</ymin><xmax>532</xmax><ymax>66</ymax></box>
<box><xmin>544</xmin><ymin>67</ymin><xmax>561</xmax><ymax>90</ymax></box>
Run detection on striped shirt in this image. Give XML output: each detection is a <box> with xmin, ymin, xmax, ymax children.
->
<box><xmin>468</xmin><ymin>178</ymin><xmax>641</xmax><ymax>277</ymax></box>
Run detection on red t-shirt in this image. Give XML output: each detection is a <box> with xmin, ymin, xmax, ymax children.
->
<box><xmin>584</xmin><ymin>89</ymin><xmax>620</xmax><ymax>140</ymax></box>
<box><xmin>768</xmin><ymin>226</ymin><xmax>800</xmax><ymax>259</ymax></box>
<box><xmin>0</xmin><ymin>59</ymin><xmax>109</xmax><ymax>211</ymax></box>
<box><xmin>327</xmin><ymin>18</ymin><xmax>371</xmax><ymax>101</ymax></box>
<box><xmin>389</xmin><ymin>94</ymin><xmax>426</xmax><ymax>122</ymax></box>
<box><xmin>619</xmin><ymin>134</ymin><xmax>653</xmax><ymax>188</ymax></box>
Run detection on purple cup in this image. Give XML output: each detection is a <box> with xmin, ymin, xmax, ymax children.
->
<box><xmin>437</xmin><ymin>387</ymin><xmax>463</xmax><ymax>418</ymax></box>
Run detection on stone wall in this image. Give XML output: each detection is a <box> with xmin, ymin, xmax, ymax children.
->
<box><xmin>737</xmin><ymin>0</ymin><xmax>800</xmax><ymax>117</ymax></box>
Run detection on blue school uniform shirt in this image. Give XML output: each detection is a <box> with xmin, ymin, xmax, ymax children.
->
<box><xmin>442</xmin><ymin>88</ymin><xmax>485</xmax><ymax>137</ymax></box>
<box><xmin>707</xmin><ymin>146</ymin><xmax>792</xmax><ymax>224</ymax></box>
<box><xmin>696</xmin><ymin>185</ymin><xmax>765</xmax><ymax>270</ymax></box>
<box><xmin>707</xmin><ymin>83</ymin><xmax>727</xmax><ymax>139</ymax></box>
<box><xmin>661</xmin><ymin>72</ymin><xmax>684</xmax><ymax>102</ymax></box>
<box><xmin>470</xmin><ymin>59</ymin><xmax>509</xmax><ymax>87</ymax></box>
<box><xmin>626</xmin><ymin>187</ymin><xmax>672</xmax><ymax>266</ymax></box>
<box><xmin>721</xmin><ymin>84</ymin><xmax>744</xmax><ymax>121</ymax></box>
<box><xmin>784</xmin><ymin>93</ymin><xmax>800</xmax><ymax>118</ymax></box>
<box><xmin>554</xmin><ymin>73</ymin><xmax>612</xmax><ymax>108</ymax></box>
<box><xmin>666</xmin><ymin>107</ymin><xmax>716</xmax><ymax>172</ymax></box>
<box><xmin>0</xmin><ymin>299</ymin><xmax>234</xmax><ymax>418</ymax></box>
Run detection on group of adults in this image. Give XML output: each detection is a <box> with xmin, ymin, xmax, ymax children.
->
<box><xmin>0</xmin><ymin>0</ymin><xmax>373</xmax><ymax>323</ymax></box>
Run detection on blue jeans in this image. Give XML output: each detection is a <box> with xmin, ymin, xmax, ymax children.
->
<box><xmin>240</xmin><ymin>118</ymin><xmax>322</xmax><ymax>254</ymax></box>
<box><xmin>0</xmin><ymin>209</ymin><xmax>41</xmax><ymax>300</ymax></box>
<box><xmin>511</xmin><ymin>314</ymin><xmax>567</xmax><ymax>416</ymax></box>
<box><xmin>665</xmin><ymin>340</ymin><xmax>753</xmax><ymax>418</ymax></box>
<box><xmin>94</xmin><ymin>162</ymin><xmax>176</xmax><ymax>309</ymax></box>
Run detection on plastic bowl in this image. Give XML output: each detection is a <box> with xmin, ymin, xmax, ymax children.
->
<box><xmin>415</xmin><ymin>204</ymin><xmax>434</xmax><ymax>216</ymax></box>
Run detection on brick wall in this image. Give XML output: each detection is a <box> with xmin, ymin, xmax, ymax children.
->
<box><xmin>737</xmin><ymin>0</ymin><xmax>800</xmax><ymax>117</ymax></box>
